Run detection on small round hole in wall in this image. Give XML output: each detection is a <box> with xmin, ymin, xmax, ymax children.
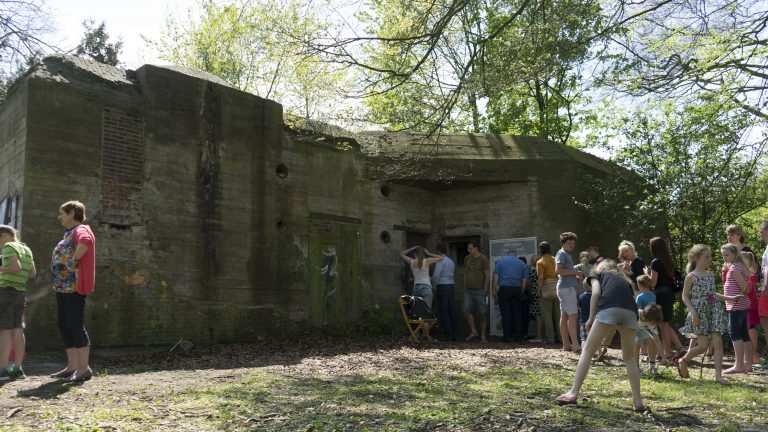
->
<box><xmin>276</xmin><ymin>163</ymin><xmax>289</xmax><ymax>179</ymax></box>
<box><xmin>380</xmin><ymin>184</ymin><xmax>390</xmax><ymax>197</ymax></box>
<box><xmin>275</xmin><ymin>220</ymin><xmax>287</xmax><ymax>232</ymax></box>
<box><xmin>379</xmin><ymin>230</ymin><xmax>391</xmax><ymax>243</ymax></box>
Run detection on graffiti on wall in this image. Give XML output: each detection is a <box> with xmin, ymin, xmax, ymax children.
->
<box><xmin>320</xmin><ymin>247</ymin><xmax>338</xmax><ymax>326</ymax></box>
<box><xmin>0</xmin><ymin>193</ymin><xmax>18</xmax><ymax>227</ymax></box>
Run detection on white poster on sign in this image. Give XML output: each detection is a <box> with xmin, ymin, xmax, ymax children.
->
<box><xmin>489</xmin><ymin>237</ymin><xmax>537</xmax><ymax>337</ymax></box>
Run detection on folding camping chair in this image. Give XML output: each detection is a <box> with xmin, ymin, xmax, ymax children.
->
<box><xmin>399</xmin><ymin>295</ymin><xmax>438</xmax><ymax>342</ymax></box>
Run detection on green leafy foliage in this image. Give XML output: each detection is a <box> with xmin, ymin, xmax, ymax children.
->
<box><xmin>76</xmin><ymin>19</ymin><xmax>123</xmax><ymax>66</ymax></box>
<box><xmin>358</xmin><ymin>0</ymin><xmax>606</xmax><ymax>141</ymax></box>
<box><xmin>584</xmin><ymin>94</ymin><xmax>768</xmax><ymax>263</ymax></box>
<box><xmin>146</xmin><ymin>0</ymin><xmax>348</xmax><ymax>121</ymax></box>
<box><xmin>0</xmin><ymin>0</ymin><xmax>52</xmax><ymax>103</ymax></box>
<box><xmin>601</xmin><ymin>0</ymin><xmax>768</xmax><ymax>122</ymax></box>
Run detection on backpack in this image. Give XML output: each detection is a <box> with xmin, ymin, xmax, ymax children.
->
<box><xmin>405</xmin><ymin>295</ymin><xmax>434</xmax><ymax>320</ymax></box>
<box><xmin>672</xmin><ymin>269</ymin><xmax>684</xmax><ymax>293</ymax></box>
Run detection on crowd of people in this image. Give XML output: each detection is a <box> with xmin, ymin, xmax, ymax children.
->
<box><xmin>401</xmin><ymin>222</ymin><xmax>768</xmax><ymax>412</ymax></box>
<box><xmin>0</xmin><ymin>200</ymin><xmax>95</xmax><ymax>382</ymax></box>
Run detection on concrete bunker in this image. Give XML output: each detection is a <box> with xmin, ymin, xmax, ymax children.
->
<box><xmin>0</xmin><ymin>55</ymin><xmax>650</xmax><ymax>348</ymax></box>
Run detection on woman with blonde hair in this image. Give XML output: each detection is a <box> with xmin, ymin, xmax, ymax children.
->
<box><xmin>726</xmin><ymin>224</ymin><xmax>763</xmax><ymax>364</ymax></box>
<box><xmin>400</xmin><ymin>246</ymin><xmax>443</xmax><ymax>312</ymax></box>
<box><xmin>557</xmin><ymin>259</ymin><xmax>647</xmax><ymax>412</ymax></box>
<box><xmin>618</xmin><ymin>240</ymin><xmax>645</xmax><ymax>282</ymax></box>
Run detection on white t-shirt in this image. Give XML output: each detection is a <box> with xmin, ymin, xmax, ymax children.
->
<box><xmin>762</xmin><ymin>245</ymin><xmax>768</xmax><ymax>291</ymax></box>
<box><xmin>411</xmin><ymin>259</ymin><xmax>431</xmax><ymax>286</ymax></box>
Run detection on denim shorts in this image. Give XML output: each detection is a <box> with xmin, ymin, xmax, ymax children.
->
<box><xmin>557</xmin><ymin>286</ymin><xmax>578</xmax><ymax>314</ymax></box>
<box><xmin>635</xmin><ymin>328</ymin><xmax>653</xmax><ymax>343</ymax></box>
<box><xmin>728</xmin><ymin>309</ymin><xmax>749</xmax><ymax>342</ymax></box>
<box><xmin>463</xmin><ymin>288</ymin><xmax>487</xmax><ymax>319</ymax></box>
<box><xmin>595</xmin><ymin>307</ymin><xmax>640</xmax><ymax>330</ymax></box>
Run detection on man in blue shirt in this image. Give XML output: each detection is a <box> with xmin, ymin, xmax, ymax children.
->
<box><xmin>432</xmin><ymin>244</ymin><xmax>458</xmax><ymax>341</ymax></box>
<box><xmin>492</xmin><ymin>249</ymin><xmax>529</xmax><ymax>343</ymax></box>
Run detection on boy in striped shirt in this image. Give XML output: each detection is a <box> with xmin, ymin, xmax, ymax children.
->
<box><xmin>0</xmin><ymin>225</ymin><xmax>36</xmax><ymax>380</ymax></box>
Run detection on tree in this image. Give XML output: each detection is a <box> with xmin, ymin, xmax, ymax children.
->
<box><xmin>581</xmin><ymin>94</ymin><xmax>768</xmax><ymax>263</ymax></box>
<box><xmin>77</xmin><ymin>19</ymin><xmax>123</xmax><ymax>66</ymax></box>
<box><xmin>600</xmin><ymin>0</ymin><xmax>768</xmax><ymax>122</ymax></box>
<box><xmin>356</xmin><ymin>0</ymin><xmax>605</xmax><ymax>140</ymax></box>
<box><xmin>309</xmin><ymin>0</ymin><xmax>672</xmax><ymax>137</ymax></box>
<box><xmin>482</xmin><ymin>0</ymin><xmax>604</xmax><ymax>144</ymax></box>
<box><xmin>0</xmin><ymin>0</ymin><xmax>53</xmax><ymax>102</ymax></box>
<box><xmin>147</xmin><ymin>0</ymin><xmax>348</xmax><ymax>121</ymax></box>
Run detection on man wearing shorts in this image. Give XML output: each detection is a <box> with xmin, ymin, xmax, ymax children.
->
<box><xmin>463</xmin><ymin>241</ymin><xmax>490</xmax><ymax>342</ymax></box>
<box><xmin>556</xmin><ymin>232</ymin><xmax>583</xmax><ymax>353</ymax></box>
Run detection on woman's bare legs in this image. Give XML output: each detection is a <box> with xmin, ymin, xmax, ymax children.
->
<box><xmin>618</xmin><ymin>326</ymin><xmax>644</xmax><ymax>410</ymax></box>
<box><xmin>560</xmin><ymin>322</ymin><xmax>617</xmax><ymax>399</ymax></box>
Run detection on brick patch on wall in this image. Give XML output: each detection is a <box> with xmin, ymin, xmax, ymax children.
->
<box><xmin>101</xmin><ymin>107</ymin><xmax>144</xmax><ymax>225</ymax></box>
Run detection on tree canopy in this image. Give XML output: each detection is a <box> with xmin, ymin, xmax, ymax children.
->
<box><xmin>147</xmin><ymin>0</ymin><xmax>348</xmax><ymax>121</ymax></box>
<box><xmin>0</xmin><ymin>0</ymin><xmax>53</xmax><ymax>101</ymax></box>
<box><xmin>77</xmin><ymin>19</ymin><xmax>123</xmax><ymax>66</ymax></box>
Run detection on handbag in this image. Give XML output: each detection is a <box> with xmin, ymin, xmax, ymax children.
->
<box><xmin>672</xmin><ymin>269</ymin><xmax>684</xmax><ymax>293</ymax></box>
<box><xmin>540</xmin><ymin>278</ymin><xmax>558</xmax><ymax>300</ymax></box>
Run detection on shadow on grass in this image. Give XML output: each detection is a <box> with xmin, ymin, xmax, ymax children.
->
<box><xmin>15</xmin><ymin>380</ymin><xmax>71</xmax><ymax>400</ymax></box>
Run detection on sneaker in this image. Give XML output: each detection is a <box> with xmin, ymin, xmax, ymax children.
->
<box><xmin>8</xmin><ymin>368</ymin><xmax>25</xmax><ymax>380</ymax></box>
<box><xmin>0</xmin><ymin>370</ymin><xmax>11</xmax><ymax>381</ymax></box>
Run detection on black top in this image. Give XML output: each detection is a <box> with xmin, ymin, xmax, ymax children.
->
<box><xmin>630</xmin><ymin>257</ymin><xmax>645</xmax><ymax>281</ymax></box>
<box><xmin>651</xmin><ymin>258</ymin><xmax>675</xmax><ymax>288</ymax></box>
<box><xmin>586</xmin><ymin>272</ymin><xmax>638</xmax><ymax>316</ymax></box>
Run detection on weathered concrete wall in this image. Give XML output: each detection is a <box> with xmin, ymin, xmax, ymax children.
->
<box><xmin>0</xmin><ymin>78</ymin><xmax>27</xmax><ymax>230</ymax></box>
<box><xmin>2</xmin><ymin>56</ymin><xmax>648</xmax><ymax>349</ymax></box>
<box><xmin>366</xmin><ymin>183</ymin><xmax>435</xmax><ymax>306</ymax></box>
<box><xmin>13</xmin><ymin>57</ymin><xmax>379</xmax><ymax>349</ymax></box>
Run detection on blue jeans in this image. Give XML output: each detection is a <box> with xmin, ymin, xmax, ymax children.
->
<box><xmin>435</xmin><ymin>284</ymin><xmax>459</xmax><ymax>340</ymax></box>
<box><xmin>412</xmin><ymin>283</ymin><xmax>433</xmax><ymax>313</ymax></box>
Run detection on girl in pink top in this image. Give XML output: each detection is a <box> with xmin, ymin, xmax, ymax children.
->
<box><xmin>721</xmin><ymin>244</ymin><xmax>751</xmax><ymax>374</ymax></box>
<box><xmin>740</xmin><ymin>251</ymin><xmax>762</xmax><ymax>364</ymax></box>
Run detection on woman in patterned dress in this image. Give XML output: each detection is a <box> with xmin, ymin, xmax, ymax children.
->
<box><xmin>676</xmin><ymin>245</ymin><xmax>743</xmax><ymax>383</ymax></box>
<box><xmin>526</xmin><ymin>258</ymin><xmax>541</xmax><ymax>341</ymax></box>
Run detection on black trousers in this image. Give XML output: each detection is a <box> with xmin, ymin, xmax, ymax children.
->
<box><xmin>56</xmin><ymin>292</ymin><xmax>90</xmax><ymax>348</ymax></box>
<box><xmin>498</xmin><ymin>285</ymin><xmax>524</xmax><ymax>342</ymax></box>
<box><xmin>435</xmin><ymin>284</ymin><xmax>459</xmax><ymax>340</ymax></box>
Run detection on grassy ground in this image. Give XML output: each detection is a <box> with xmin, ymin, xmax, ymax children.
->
<box><xmin>0</xmin><ymin>338</ymin><xmax>766</xmax><ymax>431</ymax></box>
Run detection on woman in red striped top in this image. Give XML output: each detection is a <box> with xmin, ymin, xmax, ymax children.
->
<box><xmin>721</xmin><ymin>243</ymin><xmax>752</xmax><ymax>374</ymax></box>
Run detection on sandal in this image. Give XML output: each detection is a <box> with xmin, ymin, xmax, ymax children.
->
<box><xmin>50</xmin><ymin>369</ymin><xmax>76</xmax><ymax>379</ymax></box>
<box><xmin>595</xmin><ymin>346</ymin><xmax>607</xmax><ymax>362</ymax></box>
<box><xmin>556</xmin><ymin>394</ymin><xmax>577</xmax><ymax>405</ymax></box>
<box><xmin>673</xmin><ymin>349</ymin><xmax>687</xmax><ymax>361</ymax></box>
<box><xmin>675</xmin><ymin>358</ymin><xmax>690</xmax><ymax>379</ymax></box>
<box><xmin>633</xmin><ymin>405</ymin><xmax>649</xmax><ymax>413</ymax></box>
<box><xmin>466</xmin><ymin>333</ymin><xmax>478</xmax><ymax>341</ymax></box>
<box><xmin>723</xmin><ymin>367</ymin><xmax>745</xmax><ymax>375</ymax></box>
